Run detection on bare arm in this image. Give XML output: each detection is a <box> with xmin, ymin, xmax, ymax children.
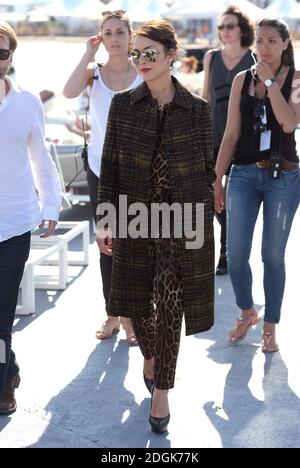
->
<box><xmin>39</xmin><ymin>220</ymin><xmax>57</xmax><ymax>238</ymax></box>
<box><xmin>214</xmin><ymin>72</ymin><xmax>245</xmax><ymax>212</ymax></box>
<box><xmin>63</xmin><ymin>34</ymin><xmax>102</xmax><ymax>98</ymax></box>
<box><xmin>268</xmin><ymin>69</ymin><xmax>300</xmax><ymax>133</ymax></box>
<box><xmin>201</xmin><ymin>50</ymin><xmax>214</xmax><ymax>104</ymax></box>
<box><xmin>96</xmin><ymin>96</ymin><xmax>119</xmax><ymax>254</ymax></box>
<box><xmin>253</xmin><ymin>62</ymin><xmax>300</xmax><ymax>133</ymax></box>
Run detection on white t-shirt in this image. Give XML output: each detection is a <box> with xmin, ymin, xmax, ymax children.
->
<box><xmin>88</xmin><ymin>66</ymin><xmax>142</xmax><ymax>178</ymax></box>
<box><xmin>0</xmin><ymin>78</ymin><xmax>62</xmax><ymax>242</ymax></box>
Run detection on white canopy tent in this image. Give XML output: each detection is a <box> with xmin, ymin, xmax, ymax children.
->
<box><xmin>164</xmin><ymin>0</ymin><xmax>264</xmax><ymax>21</ymax></box>
<box><xmin>265</xmin><ymin>0</ymin><xmax>300</xmax><ymax>20</ymax></box>
<box><xmin>27</xmin><ymin>0</ymin><xmax>100</xmax><ymax>22</ymax></box>
<box><xmin>25</xmin><ymin>0</ymin><xmax>187</xmax><ymax>24</ymax></box>
<box><xmin>27</xmin><ymin>0</ymin><xmax>94</xmax><ymax>34</ymax></box>
<box><xmin>163</xmin><ymin>0</ymin><xmax>266</xmax><ymax>45</ymax></box>
<box><xmin>27</xmin><ymin>1</ymin><xmax>72</xmax><ymax>21</ymax></box>
<box><xmin>162</xmin><ymin>0</ymin><xmax>226</xmax><ymax>21</ymax></box>
<box><xmin>0</xmin><ymin>11</ymin><xmax>27</xmax><ymax>23</ymax></box>
<box><xmin>162</xmin><ymin>0</ymin><xmax>227</xmax><ymax>42</ymax></box>
<box><xmin>106</xmin><ymin>0</ymin><xmax>163</xmax><ymax>22</ymax></box>
<box><xmin>70</xmin><ymin>0</ymin><xmax>105</xmax><ymax>20</ymax></box>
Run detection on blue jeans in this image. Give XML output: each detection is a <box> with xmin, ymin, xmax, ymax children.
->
<box><xmin>0</xmin><ymin>232</ymin><xmax>30</xmax><ymax>398</ymax></box>
<box><xmin>227</xmin><ymin>164</ymin><xmax>300</xmax><ymax>324</ymax></box>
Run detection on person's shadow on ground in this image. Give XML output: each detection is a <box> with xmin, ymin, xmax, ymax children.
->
<box><xmin>27</xmin><ymin>336</ymin><xmax>171</xmax><ymax>448</ymax></box>
<box><xmin>204</xmin><ymin>342</ymin><xmax>300</xmax><ymax>448</ymax></box>
<box><xmin>202</xmin><ymin>276</ymin><xmax>300</xmax><ymax>448</ymax></box>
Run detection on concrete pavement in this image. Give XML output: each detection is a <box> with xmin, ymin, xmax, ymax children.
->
<box><xmin>0</xmin><ymin>203</ymin><xmax>299</xmax><ymax>448</ymax></box>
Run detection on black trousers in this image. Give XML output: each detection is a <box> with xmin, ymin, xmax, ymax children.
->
<box><xmin>214</xmin><ymin>147</ymin><xmax>227</xmax><ymax>256</ymax></box>
<box><xmin>0</xmin><ymin>232</ymin><xmax>30</xmax><ymax>398</ymax></box>
<box><xmin>87</xmin><ymin>165</ymin><xmax>112</xmax><ymax>313</ymax></box>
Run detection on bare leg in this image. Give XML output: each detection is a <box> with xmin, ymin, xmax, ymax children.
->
<box><xmin>262</xmin><ymin>322</ymin><xmax>279</xmax><ymax>353</ymax></box>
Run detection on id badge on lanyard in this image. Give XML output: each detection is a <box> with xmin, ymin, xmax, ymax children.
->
<box><xmin>259</xmin><ymin>105</ymin><xmax>271</xmax><ymax>152</ymax></box>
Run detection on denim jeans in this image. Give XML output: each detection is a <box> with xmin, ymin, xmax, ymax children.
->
<box><xmin>227</xmin><ymin>164</ymin><xmax>300</xmax><ymax>324</ymax></box>
<box><xmin>0</xmin><ymin>232</ymin><xmax>30</xmax><ymax>398</ymax></box>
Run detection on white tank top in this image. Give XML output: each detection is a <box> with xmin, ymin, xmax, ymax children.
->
<box><xmin>88</xmin><ymin>65</ymin><xmax>142</xmax><ymax>178</ymax></box>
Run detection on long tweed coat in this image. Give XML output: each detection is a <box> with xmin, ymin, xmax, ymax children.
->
<box><xmin>97</xmin><ymin>77</ymin><xmax>215</xmax><ymax>336</ymax></box>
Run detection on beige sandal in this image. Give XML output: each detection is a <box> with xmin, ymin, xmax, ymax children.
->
<box><xmin>261</xmin><ymin>332</ymin><xmax>279</xmax><ymax>353</ymax></box>
<box><xmin>229</xmin><ymin>312</ymin><xmax>260</xmax><ymax>344</ymax></box>
<box><xmin>95</xmin><ymin>318</ymin><xmax>120</xmax><ymax>340</ymax></box>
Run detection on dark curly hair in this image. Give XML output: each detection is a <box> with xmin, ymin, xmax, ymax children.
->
<box><xmin>218</xmin><ymin>4</ymin><xmax>254</xmax><ymax>48</ymax></box>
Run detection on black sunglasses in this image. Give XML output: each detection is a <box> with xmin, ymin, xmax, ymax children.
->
<box><xmin>217</xmin><ymin>23</ymin><xmax>239</xmax><ymax>31</ymax></box>
<box><xmin>253</xmin><ymin>105</ymin><xmax>267</xmax><ymax>133</ymax></box>
<box><xmin>0</xmin><ymin>49</ymin><xmax>11</xmax><ymax>61</ymax></box>
<box><xmin>253</xmin><ymin>105</ymin><xmax>264</xmax><ymax>119</ymax></box>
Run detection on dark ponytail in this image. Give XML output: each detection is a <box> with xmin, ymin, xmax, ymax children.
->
<box><xmin>257</xmin><ymin>18</ymin><xmax>295</xmax><ymax>69</ymax></box>
<box><xmin>282</xmin><ymin>40</ymin><xmax>294</xmax><ymax>68</ymax></box>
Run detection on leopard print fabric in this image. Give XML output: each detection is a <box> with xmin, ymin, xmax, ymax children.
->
<box><xmin>132</xmin><ymin>103</ymin><xmax>183</xmax><ymax>390</ymax></box>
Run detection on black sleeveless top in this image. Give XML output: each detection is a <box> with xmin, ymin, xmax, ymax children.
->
<box><xmin>233</xmin><ymin>68</ymin><xmax>299</xmax><ymax>164</ymax></box>
<box><xmin>211</xmin><ymin>49</ymin><xmax>255</xmax><ymax>149</ymax></box>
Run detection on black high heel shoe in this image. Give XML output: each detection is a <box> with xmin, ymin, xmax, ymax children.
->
<box><xmin>143</xmin><ymin>373</ymin><xmax>154</xmax><ymax>394</ymax></box>
<box><xmin>149</xmin><ymin>414</ymin><xmax>170</xmax><ymax>434</ymax></box>
<box><xmin>149</xmin><ymin>386</ymin><xmax>170</xmax><ymax>434</ymax></box>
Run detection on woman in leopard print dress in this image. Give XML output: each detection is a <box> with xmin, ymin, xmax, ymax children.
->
<box><xmin>97</xmin><ymin>20</ymin><xmax>215</xmax><ymax>433</ymax></box>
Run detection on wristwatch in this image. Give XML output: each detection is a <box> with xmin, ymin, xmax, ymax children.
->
<box><xmin>264</xmin><ymin>78</ymin><xmax>276</xmax><ymax>88</ymax></box>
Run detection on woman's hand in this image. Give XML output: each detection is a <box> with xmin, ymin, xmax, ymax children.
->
<box><xmin>96</xmin><ymin>227</ymin><xmax>113</xmax><ymax>256</ymax></box>
<box><xmin>86</xmin><ymin>33</ymin><xmax>102</xmax><ymax>59</ymax></box>
<box><xmin>213</xmin><ymin>179</ymin><xmax>225</xmax><ymax>214</ymax></box>
<box><xmin>39</xmin><ymin>220</ymin><xmax>57</xmax><ymax>238</ymax></box>
<box><xmin>253</xmin><ymin>61</ymin><xmax>274</xmax><ymax>83</ymax></box>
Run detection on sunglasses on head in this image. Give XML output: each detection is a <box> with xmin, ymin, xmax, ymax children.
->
<box><xmin>253</xmin><ymin>105</ymin><xmax>264</xmax><ymax>119</ymax></box>
<box><xmin>253</xmin><ymin>104</ymin><xmax>267</xmax><ymax>133</ymax></box>
<box><xmin>129</xmin><ymin>47</ymin><xmax>161</xmax><ymax>65</ymax></box>
<box><xmin>217</xmin><ymin>23</ymin><xmax>239</xmax><ymax>31</ymax></box>
<box><xmin>0</xmin><ymin>49</ymin><xmax>11</xmax><ymax>60</ymax></box>
<box><xmin>101</xmin><ymin>9</ymin><xmax>126</xmax><ymax>18</ymax></box>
